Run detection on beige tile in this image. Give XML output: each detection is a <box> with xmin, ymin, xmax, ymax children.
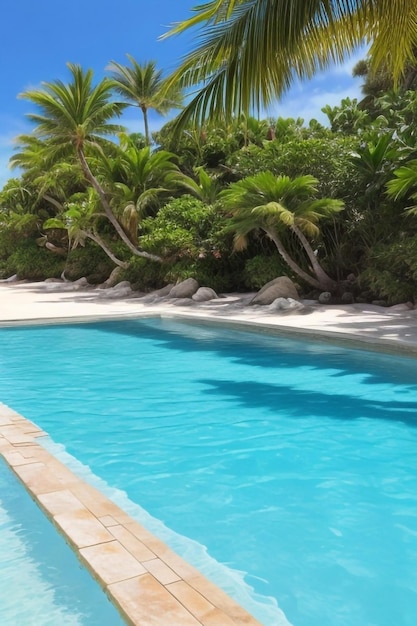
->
<box><xmin>187</xmin><ymin>575</ymin><xmax>262</xmax><ymax>625</ymax></box>
<box><xmin>143</xmin><ymin>558</ymin><xmax>181</xmax><ymax>585</ymax></box>
<box><xmin>72</xmin><ymin>482</ymin><xmax>123</xmax><ymax>518</ymax></box>
<box><xmin>54</xmin><ymin>507</ymin><xmax>114</xmax><ymax>549</ymax></box>
<box><xmin>13</xmin><ymin>462</ymin><xmax>65</xmax><ymax>493</ymax></box>
<box><xmin>109</xmin><ymin>524</ymin><xmax>156</xmax><ymax>562</ymax></box>
<box><xmin>200</xmin><ymin>608</ymin><xmax>238</xmax><ymax>626</ymax></box>
<box><xmin>38</xmin><ymin>489</ymin><xmax>85</xmax><ymax>516</ymax></box>
<box><xmin>99</xmin><ymin>515</ymin><xmax>119</xmax><ymax>527</ymax></box>
<box><xmin>80</xmin><ymin>540</ymin><xmax>146</xmax><ymax>585</ymax></box>
<box><xmin>109</xmin><ymin>573</ymin><xmax>201</xmax><ymax>626</ymax></box>
<box><xmin>166</xmin><ymin>580</ymin><xmax>214</xmax><ymax>621</ymax></box>
<box><xmin>1</xmin><ymin>450</ymin><xmax>38</xmax><ymax>466</ymax></box>
<box><xmin>154</xmin><ymin>547</ymin><xmax>200</xmax><ymax>580</ymax></box>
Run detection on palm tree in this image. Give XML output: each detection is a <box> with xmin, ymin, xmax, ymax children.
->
<box><xmin>165</xmin><ymin>0</ymin><xmax>417</xmax><ymax>127</ymax></box>
<box><xmin>18</xmin><ymin>63</ymin><xmax>161</xmax><ymax>262</ymax></box>
<box><xmin>107</xmin><ymin>56</ymin><xmax>183</xmax><ymax>145</ymax></box>
<box><xmin>221</xmin><ymin>172</ymin><xmax>344</xmax><ymax>290</ymax></box>
<box><xmin>44</xmin><ymin>188</ymin><xmax>129</xmax><ymax>268</ymax></box>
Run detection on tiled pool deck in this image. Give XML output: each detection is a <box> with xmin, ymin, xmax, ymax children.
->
<box><xmin>2</xmin><ymin>281</ymin><xmax>417</xmax><ymax>624</ymax></box>
<box><xmin>0</xmin><ymin>405</ymin><xmax>262</xmax><ymax>625</ymax></box>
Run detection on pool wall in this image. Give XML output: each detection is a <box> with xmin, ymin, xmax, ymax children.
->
<box><xmin>0</xmin><ymin>401</ymin><xmax>261</xmax><ymax>626</ymax></box>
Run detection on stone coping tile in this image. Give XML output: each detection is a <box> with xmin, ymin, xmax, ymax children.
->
<box><xmin>54</xmin><ymin>507</ymin><xmax>114</xmax><ymax>549</ymax></box>
<box><xmin>166</xmin><ymin>580</ymin><xmax>216</xmax><ymax>622</ymax></box>
<box><xmin>143</xmin><ymin>558</ymin><xmax>181</xmax><ymax>586</ymax></box>
<box><xmin>108</xmin><ymin>574</ymin><xmax>202</xmax><ymax>626</ymax></box>
<box><xmin>80</xmin><ymin>540</ymin><xmax>147</xmax><ymax>585</ymax></box>
<box><xmin>109</xmin><ymin>524</ymin><xmax>156</xmax><ymax>562</ymax></box>
<box><xmin>0</xmin><ymin>407</ymin><xmax>262</xmax><ymax>626</ymax></box>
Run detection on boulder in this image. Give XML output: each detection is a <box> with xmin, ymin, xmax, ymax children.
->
<box><xmin>192</xmin><ymin>287</ymin><xmax>218</xmax><ymax>302</ymax></box>
<box><xmin>267</xmin><ymin>297</ymin><xmax>305</xmax><ymax>312</ymax></box>
<box><xmin>101</xmin><ymin>266</ymin><xmax>124</xmax><ymax>288</ymax></box>
<box><xmin>0</xmin><ymin>274</ymin><xmax>18</xmax><ymax>283</ymax></box>
<box><xmin>341</xmin><ymin>291</ymin><xmax>354</xmax><ymax>304</ymax></box>
<box><xmin>73</xmin><ymin>276</ymin><xmax>89</xmax><ymax>286</ymax></box>
<box><xmin>169</xmin><ymin>278</ymin><xmax>199</xmax><ymax>299</ymax></box>
<box><xmin>318</xmin><ymin>291</ymin><xmax>332</xmax><ymax>304</ymax></box>
<box><xmin>251</xmin><ymin>277</ymin><xmax>299</xmax><ymax>305</ymax></box>
<box><xmin>99</xmin><ymin>283</ymin><xmax>133</xmax><ymax>299</ymax></box>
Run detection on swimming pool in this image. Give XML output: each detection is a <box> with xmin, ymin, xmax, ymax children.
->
<box><xmin>0</xmin><ymin>457</ymin><xmax>126</xmax><ymax>625</ymax></box>
<box><xmin>0</xmin><ymin>317</ymin><xmax>416</xmax><ymax>626</ymax></box>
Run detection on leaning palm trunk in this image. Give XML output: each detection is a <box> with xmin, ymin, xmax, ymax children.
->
<box><xmin>265</xmin><ymin>227</ymin><xmax>323</xmax><ymax>290</ymax></box>
<box><xmin>77</xmin><ymin>148</ymin><xmax>162</xmax><ymax>263</ymax></box>
<box><xmin>87</xmin><ymin>231</ymin><xmax>129</xmax><ymax>268</ymax></box>
<box><xmin>290</xmin><ymin>224</ymin><xmax>337</xmax><ymax>291</ymax></box>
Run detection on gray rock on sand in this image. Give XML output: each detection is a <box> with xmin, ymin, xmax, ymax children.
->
<box><xmin>267</xmin><ymin>297</ymin><xmax>305</xmax><ymax>312</ymax></box>
<box><xmin>98</xmin><ymin>281</ymin><xmax>133</xmax><ymax>299</ymax></box>
<box><xmin>0</xmin><ymin>274</ymin><xmax>18</xmax><ymax>283</ymax></box>
<box><xmin>192</xmin><ymin>287</ymin><xmax>218</xmax><ymax>302</ymax></box>
<box><xmin>251</xmin><ymin>277</ymin><xmax>299</xmax><ymax>305</ymax></box>
<box><xmin>318</xmin><ymin>291</ymin><xmax>332</xmax><ymax>304</ymax></box>
<box><xmin>169</xmin><ymin>278</ymin><xmax>199</xmax><ymax>299</ymax></box>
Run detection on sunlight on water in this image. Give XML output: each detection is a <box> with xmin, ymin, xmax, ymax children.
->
<box><xmin>1</xmin><ymin>318</ymin><xmax>417</xmax><ymax>626</ymax></box>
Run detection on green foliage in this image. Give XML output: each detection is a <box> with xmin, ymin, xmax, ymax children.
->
<box><xmin>227</xmin><ymin>135</ymin><xmax>357</xmax><ymax>199</ymax></box>
<box><xmin>141</xmin><ymin>196</ymin><xmax>224</xmax><ymax>259</ymax></box>
<box><xmin>64</xmin><ymin>243</ymin><xmax>119</xmax><ymax>283</ymax></box>
<box><xmin>119</xmin><ymin>256</ymin><xmax>165</xmax><ymax>290</ymax></box>
<box><xmin>2</xmin><ymin>240</ymin><xmax>64</xmax><ymax>280</ymax></box>
<box><xmin>359</xmin><ymin>236</ymin><xmax>417</xmax><ymax>304</ymax></box>
<box><xmin>243</xmin><ymin>255</ymin><xmax>291</xmax><ymax>289</ymax></box>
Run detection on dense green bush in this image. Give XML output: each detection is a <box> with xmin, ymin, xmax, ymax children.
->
<box><xmin>243</xmin><ymin>255</ymin><xmax>293</xmax><ymax>289</ymax></box>
<box><xmin>64</xmin><ymin>243</ymin><xmax>121</xmax><ymax>283</ymax></box>
<box><xmin>358</xmin><ymin>236</ymin><xmax>417</xmax><ymax>303</ymax></box>
<box><xmin>119</xmin><ymin>256</ymin><xmax>166</xmax><ymax>291</ymax></box>
<box><xmin>4</xmin><ymin>240</ymin><xmax>64</xmax><ymax>280</ymax></box>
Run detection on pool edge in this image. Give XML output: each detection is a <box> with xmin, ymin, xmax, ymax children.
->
<box><xmin>0</xmin><ymin>402</ymin><xmax>262</xmax><ymax>626</ymax></box>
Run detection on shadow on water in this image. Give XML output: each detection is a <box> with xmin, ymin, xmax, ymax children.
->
<box><xmin>197</xmin><ymin>377</ymin><xmax>417</xmax><ymax>427</ymax></box>
<box><xmin>78</xmin><ymin>318</ymin><xmax>417</xmax><ymax>387</ymax></box>
<box><xmin>0</xmin><ymin>459</ymin><xmax>125</xmax><ymax>626</ymax></box>
<box><xmin>3</xmin><ymin>316</ymin><xmax>417</xmax><ymax>388</ymax></box>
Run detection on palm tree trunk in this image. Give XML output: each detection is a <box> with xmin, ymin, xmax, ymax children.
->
<box><xmin>142</xmin><ymin>106</ymin><xmax>150</xmax><ymax>145</ymax></box>
<box><xmin>265</xmin><ymin>227</ymin><xmax>321</xmax><ymax>289</ymax></box>
<box><xmin>77</xmin><ymin>147</ymin><xmax>162</xmax><ymax>262</ymax></box>
<box><xmin>291</xmin><ymin>224</ymin><xmax>337</xmax><ymax>291</ymax></box>
<box><xmin>88</xmin><ymin>231</ymin><xmax>129</xmax><ymax>268</ymax></box>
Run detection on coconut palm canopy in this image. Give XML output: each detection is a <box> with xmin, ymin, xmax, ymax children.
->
<box><xmin>166</xmin><ymin>0</ymin><xmax>417</xmax><ymax>126</ymax></box>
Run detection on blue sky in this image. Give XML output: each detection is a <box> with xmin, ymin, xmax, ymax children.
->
<box><xmin>0</xmin><ymin>0</ymin><xmax>365</xmax><ymax>187</ymax></box>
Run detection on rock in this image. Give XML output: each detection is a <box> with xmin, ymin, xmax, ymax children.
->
<box><xmin>98</xmin><ymin>284</ymin><xmax>133</xmax><ymax>299</ymax></box>
<box><xmin>112</xmin><ymin>281</ymin><xmax>131</xmax><ymax>291</ymax></box>
<box><xmin>372</xmin><ymin>300</ymin><xmax>388</xmax><ymax>307</ymax></box>
<box><xmin>318</xmin><ymin>291</ymin><xmax>332</xmax><ymax>304</ymax></box>
<box><xmin>388</xmin><ymin>302</ymin><xmax>415</xmax><ymax>311</ymax></box>
<box><xmin>72</xmin><ymin>277</ymin><xmax>89</xmax><ymax>286</ymax></box>
<box><xmin>151</xmin><ymin>284</ymin><xmax>175</xmax><ymax>297</ymax></box>
<box><xmin>44</xmin><ymin>278</ymin><xmax>64</xmax><ymax>283</ymax></box>
<box><xmin>192</xmin><ymin>287</ymin><xmax>218</xmax><ymax>302</ymax></box>
<box><xmin>0</xmin><ymin>274</ymin><xmax>18</xmax><ymax>283</ymax></box>
<box><xmin>267</xmin><ymin>297</ymin><xmax>305</xmax><ymax>312</ymax></box>
<box><xmin>341</xmin><ymin>291</ymin><xmax>354</xmax><ymax>304</ymax></box>
<box><xmin>102</xmin><ymin>266</ymin><xmax>124</xmax><ymax>288</ymax></box>
<box><xmin>169</xmin><ymin>278</ymin><xmax>199</xmax><ymax>299</ymax></box>
<box><xmin>251</xmin><ymin>277</ymin><xmax>299</xmax><ymax>305</ymax></box>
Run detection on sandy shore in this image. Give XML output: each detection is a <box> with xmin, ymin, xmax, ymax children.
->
<box><xmin>1</xmin><ymin>281</ymin><xmax>417</xmax><ymax>355</ymax></box>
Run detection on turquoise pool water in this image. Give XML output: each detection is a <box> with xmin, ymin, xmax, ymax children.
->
<box><xmin>1</xmin><ymin>318</ymin><xmax>417</xmax><ymax>626</ymax></box>
<box><xmin>0</xmin><ymin>458</ymin><xmax>126</xmax><ymax>625</ymax></box>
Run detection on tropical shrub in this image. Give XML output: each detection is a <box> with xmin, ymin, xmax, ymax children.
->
<box><xmin>358</xmin><ymin>235</ymin><xmax>417</xmax><ymax>304</ymax></box>
<box><xmin>243</xmin><ymin>254</ymin><xmax>293</xmax><ymax>289</ymax></box>
<box><xmin>4</xmin><ymin>240</ymin><xmax>64</xmax><ymax>280</ymax></box>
